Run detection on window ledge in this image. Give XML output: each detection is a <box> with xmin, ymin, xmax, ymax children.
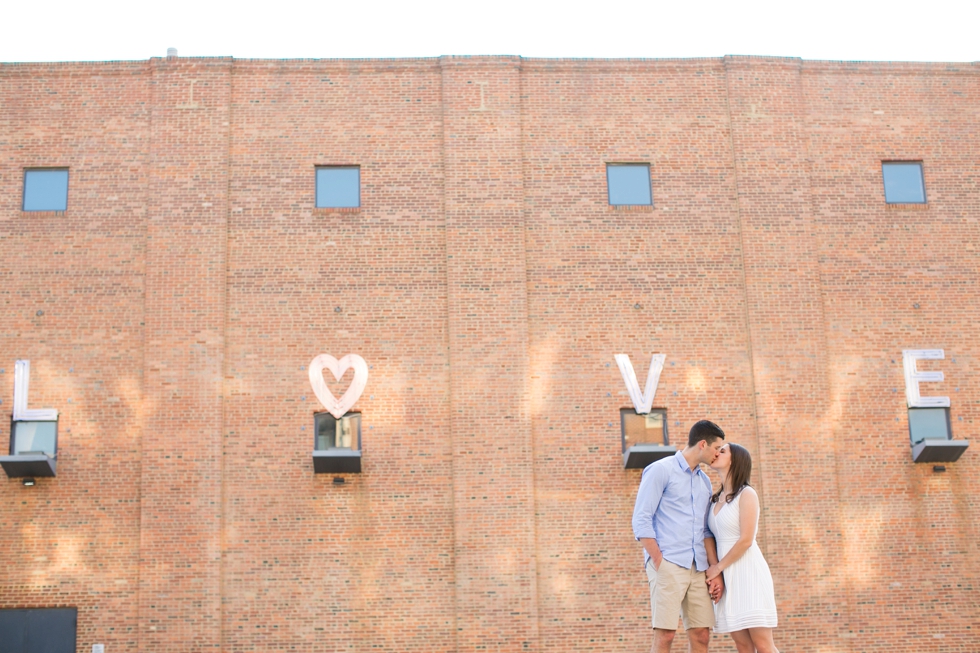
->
<box><xmin>1</xmin><ymin>454</ymin><xmax>57</xmax><ymax>478</ymax></box>
<box><xmin>609</xmin><ymin>205</ymin><xmax>654</xmax><ymax>212</ymax></box>
<box><xmin>911</xmin><ymin>439</ymin><xmax>968</xmax><ymax>463</ymax></box>
<box><xmin>886</xmin><ymin>203</ymin><xmax>929</xmax><ymax>210</ymax></box>
<box><xmin>313</xmin><ymin>449</ymin><xmax>361</xmax><ymax>473</ymax></box>
<box><xmin>314</xmin><ymin>207</ymin><xmax>360</xmax><ymax>214</ymax></box>
<box><xmin>21</xmin><ymin>211</ymin><xmax>67</xmax><ymax>216</ymax></box>
<box><xmin>623</xmin><ymin>444</ymin><xmax>675</xmax><ymax>469</ymax></box>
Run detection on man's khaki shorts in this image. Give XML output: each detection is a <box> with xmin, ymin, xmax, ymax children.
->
<box><xmin>645</xmin><ymin>558</ymin><xmax>715</xmax><ymax>631</ymax></box>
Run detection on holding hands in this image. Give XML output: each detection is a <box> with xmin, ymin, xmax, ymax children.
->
<box><xmin>706</xmin><ymin>571</ymin><xmax>724</xmax><ymax>603</ymax></box>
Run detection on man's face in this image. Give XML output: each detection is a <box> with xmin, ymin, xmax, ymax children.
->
<box><xmin>699</xmin><ymin>439</ymin><xmax>724</xmax><ymax>466</ymax></box>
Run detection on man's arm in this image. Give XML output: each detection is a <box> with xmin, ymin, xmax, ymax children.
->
<box><xmin>702</xmin><ymin>491</ymin><xmax>723</xmax><ymax>601</ymax></box>
<box><xmin>705</xmin><ymin>535</ymin><xmax>719</xmax><ymax>566</ymax></box>
<box><xmin>632</xmin><ymin>463</ymin><xmax>667</xmax><ymax>569</ymax></box>
<box><xmin>639</xmin><ymin>538</ymin><xmax>664</xmax><ymax>570</ymax></box>
<box><xmin>704</xmin><ymin>536</ymin><xmax>724</xmax><ymax>602</ymax></box>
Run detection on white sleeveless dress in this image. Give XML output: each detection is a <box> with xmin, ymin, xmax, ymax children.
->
<box><xmin>707</xmin><ymin>489</ymin><xmax>778</xmax><ymax>632</ymax></box>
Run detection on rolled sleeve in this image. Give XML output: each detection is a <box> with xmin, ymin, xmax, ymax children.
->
<box><xmin>701</xmin><ymin>474</ymin><xmax>715</xmax><ymax>540</ymax></box>
<box><xmin>632</xmin><ymin>462</ymin><xmax>667</xmax><ymax>542</ymax></box>
<box><xmin>703</xmin><ymin>499</ymin><xmax>715</xmax><ymax>540</ymax></box>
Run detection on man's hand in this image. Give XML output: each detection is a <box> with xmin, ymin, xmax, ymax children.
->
<box><xmin>640</xmin><ymin>538</ymin><xmax>664</xmax><ymax>571</ymax></box>
<box><xmin>706</xmin><ymin>575</ymin><xmax>724</xmax><ymax>603</ymax></box>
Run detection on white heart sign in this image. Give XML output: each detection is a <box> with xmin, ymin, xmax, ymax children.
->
<box><xmin>308</xmin><ymin>354</ymin><xmax>369</xmax><ymax>418</ymax></box>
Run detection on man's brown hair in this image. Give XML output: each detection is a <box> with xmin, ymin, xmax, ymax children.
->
<box><xmin>687</xmin><ymin>419</ymin><xmax>725</xmax><ymax>447</ymax></box>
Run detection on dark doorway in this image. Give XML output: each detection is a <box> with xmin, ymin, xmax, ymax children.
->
<box><xmin>0</xmin><ymin>608</ymin><xmax>77</xmax><ymax>653</ymax></box>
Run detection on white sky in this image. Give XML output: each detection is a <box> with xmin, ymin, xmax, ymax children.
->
<box><xmin>2</xmin><ymin>0</ymin><xmax>977</xmax><ymax>64</ymax></box>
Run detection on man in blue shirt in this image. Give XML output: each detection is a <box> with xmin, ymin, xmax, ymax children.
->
<box><xmin>632</xmin><ymin>420</ymin><xmax>726</xmax><ymax>653</ymax></box>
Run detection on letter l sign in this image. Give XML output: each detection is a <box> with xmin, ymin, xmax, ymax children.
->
<box><xmin>13</xmin><ymin>360</ymin><xmax>58</xmax><ymax>421</ymax></box>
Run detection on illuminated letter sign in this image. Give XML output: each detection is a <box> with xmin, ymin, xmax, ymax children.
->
<box><xmin>13</xmin><ymin>360</ymin><xmax>58</xmax><ymax>421</ymax></box>
<box><xmin>902</xmin><ymin>349</ymin><xmax>950</xmax><ymax>408</ymax></box>
<box><xmin>614</xmin><ymin>354</ymin><xmax>666</xmax><ymax>415</ymax></box>
<box><xmin>308</xmin><ymin>354</ymin><xmax>369</xmax><ymax>419</ymax></box>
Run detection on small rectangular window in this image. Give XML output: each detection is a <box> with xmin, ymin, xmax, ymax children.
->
<box><xmin>23</xmin><ymin>169</ymin><xmax>69</xmax><ymax>212</ymax></box>
<box><xmin>10</xmin><ymin>422</ymin><xmax>58</xmax><ymax>458</ymax></box>
<box><xmin>607</xmin><ymin>163</ymin><xmax>652</xmax><ymax>206</ymax></box>
<box><xmin>315</xmin><ymin>412</ymin><xmax>361</xmax><ymax>451</ymax></box>
<box><xmin>316</xmin><ymin>166</ymin><xmax>360</xmax><ymax>208</ymax></box>
<box><xmin>908</xmin><ymin>407</ymin><xmax>951</xmax><ymax>444</ymax></box>
<box><xmin>12</xmin><ymin>421</ymin><xmax>58</xmax><ymax>457</ymax></box>
<box><xmin>621</xmin><ymin>408</ymin><xmax>668</xmax><ymax>448</ymax></box>
<box><xmin>882</xmin><ymin>161</ymin><xmax>926</xmax><ymax>204</ymax></box>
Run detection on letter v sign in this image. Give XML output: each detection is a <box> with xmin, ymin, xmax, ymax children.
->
<box><xmin>614</xmin><ymin>354</ymin><xmax>666</xmax><ymax>415</ymax></box>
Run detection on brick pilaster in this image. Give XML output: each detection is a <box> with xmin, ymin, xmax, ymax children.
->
<box><xmin>725</xmin><ymin>56</ymin><xmax>849</xmax><ymax>650</ymax></box>
<box><xmin>440</xmin><ymin>56</ymin><xmax>540</xmax><ymax>653</ymax></box>
<box><xmin>138</xmin><ymin>57</ymin><xmax>231</xmax><ymax>652</ymax></box>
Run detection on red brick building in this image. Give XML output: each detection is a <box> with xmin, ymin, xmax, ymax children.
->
<box><xmin>0</xmin><ymin>54</ymin><xmax>977</xmax><ymax>653</ymax></box>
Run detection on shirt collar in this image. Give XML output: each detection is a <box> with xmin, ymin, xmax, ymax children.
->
<box><xmin>673</xmin><ymin>450</ymin><xmax>692</xmax><ymax>472</ymax></box>
<box><xmin>673</xmin><ymin>450</ymin><xmax>707</xmax><ymax>478</ymax></box>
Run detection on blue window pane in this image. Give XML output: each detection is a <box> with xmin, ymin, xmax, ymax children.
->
<box><xmin>23</xmin><ymin>169</ymin><xmax>69</xmax><ymax>211</ymax></box>
<box><xmin>882</xmin><ymin>162</ymin><xmax>925</xmax><ymax>204</ymax></box>
<box><xmin>13</xmin><ymin>421</ymin><xmax>57</xmax><ymax>456</ymax></box>
<box><xmin>908</xmin><ymin>408</ymin><xmax>950</xmax><ymax>444</ymax></box>
<box><xmin>607</xmin><ymin>164</ymin><xmax>652</xmax><ymax>206</ymax></box>
<box><xmin>316</xmin><ymin>167</ymin><xmax>360</xmax><ymax>208</ymax></box>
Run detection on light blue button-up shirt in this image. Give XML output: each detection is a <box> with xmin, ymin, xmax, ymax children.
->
<box><xmin>632</xmin><ymin>451</ymin><xmax>715</xmax><ymax>571</ymax></box>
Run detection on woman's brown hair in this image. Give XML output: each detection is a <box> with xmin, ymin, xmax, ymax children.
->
<box><xmin>711</xmin><ymin>442</ymin><xmax>752</xmax><ymax>504</ymax></box>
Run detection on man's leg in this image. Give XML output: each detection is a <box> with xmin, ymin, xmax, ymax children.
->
<box><xmin>651</xmin><ymin>628</ymin><xmax>676</xmax><ymax>653</ymax></box>
<box><xmin>646</xmin><ymin>560</ymin><xmax>684</xmax><ymax>653</ymax></box>
<box><xmin>679</xmin><ymin>565</ymin><xmax>715</xmax><ymax>653</ymax></box>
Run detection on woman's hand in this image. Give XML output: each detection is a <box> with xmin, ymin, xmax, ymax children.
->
<box><xmin>707</xmin><ymin>576</ymin><xmax>724</xmax><ymax>603</ymax></box>
<box><xmin>705</xmin><ymin>564</ymin><xmax>722</xmax><ymax>582</ymax></box>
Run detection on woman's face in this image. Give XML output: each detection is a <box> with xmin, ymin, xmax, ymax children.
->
<box><xmin>709</xmin><ymin>444</ymin><xmax>731</xmax><ymax>472</ymax></box>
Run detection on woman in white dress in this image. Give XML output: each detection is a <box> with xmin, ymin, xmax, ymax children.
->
<box><xmin>705</xmin><ymin>443</ymin><xmax>779</xmax><ymax>653</ymax></box>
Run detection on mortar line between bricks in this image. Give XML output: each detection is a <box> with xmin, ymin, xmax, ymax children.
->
<box><xmin>218</xmin><ymin>59</ymin><xmax>234</xmax><ymax>653</ymax></box>
<box><xmin>134</xmin><ymin>56</ymin><xmax>155</xmax><ymax>653</ymax></box>
<box><xmin>518</xmin><ymin>60</ymin><xmax>543</xmax><ymax>651</ymax></box>
<box><xmin>437</xmin><ymin>58</ymin><xmax>462</xmax><ymax>653</ymax></box>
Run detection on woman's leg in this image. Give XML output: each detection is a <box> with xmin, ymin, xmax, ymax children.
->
<box><xmin>728</xmin><ymin>629</ymin><xmax>755</xmax><ymax>653</ymax></box>
<box><xmin>747</xmin><ymin>627</ymin><xmax>778</xmax><ymax>653</ymax></box>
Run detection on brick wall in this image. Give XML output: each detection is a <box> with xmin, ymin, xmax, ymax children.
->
<box><xmin>0</xmin><ymin>60</ymin><xmax>149</xmax><ymax>650</ymax></box>
<box><xmin>1</xmin><ymin>55</ymin><xmax>977</xmax><ymax>653</ymax></box>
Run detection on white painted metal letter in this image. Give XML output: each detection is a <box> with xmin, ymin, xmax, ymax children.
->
<box><xmin>13</xmin><ymin>360</ymin><xmax>58</xmax><ymax>421</ymax></box>
<box><xmin>614</xmin><ymin>353</ymin><xmax>666</xmax><ymax>415</ymax></box>
<box><xmin>902</xmin><ymin>349</ymin><xmax>950</xmax><ymax>408</ymax></box>
<box><xmin>308</xmin><ymin>354</ymin><xmax>369</xmax><ymax>419</ymax></box>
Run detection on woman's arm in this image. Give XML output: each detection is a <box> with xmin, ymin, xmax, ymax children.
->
<box><xmin>704</xmin><ymin>488</ymin><xmax>759</xmax><ymax>582</ymax></box>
